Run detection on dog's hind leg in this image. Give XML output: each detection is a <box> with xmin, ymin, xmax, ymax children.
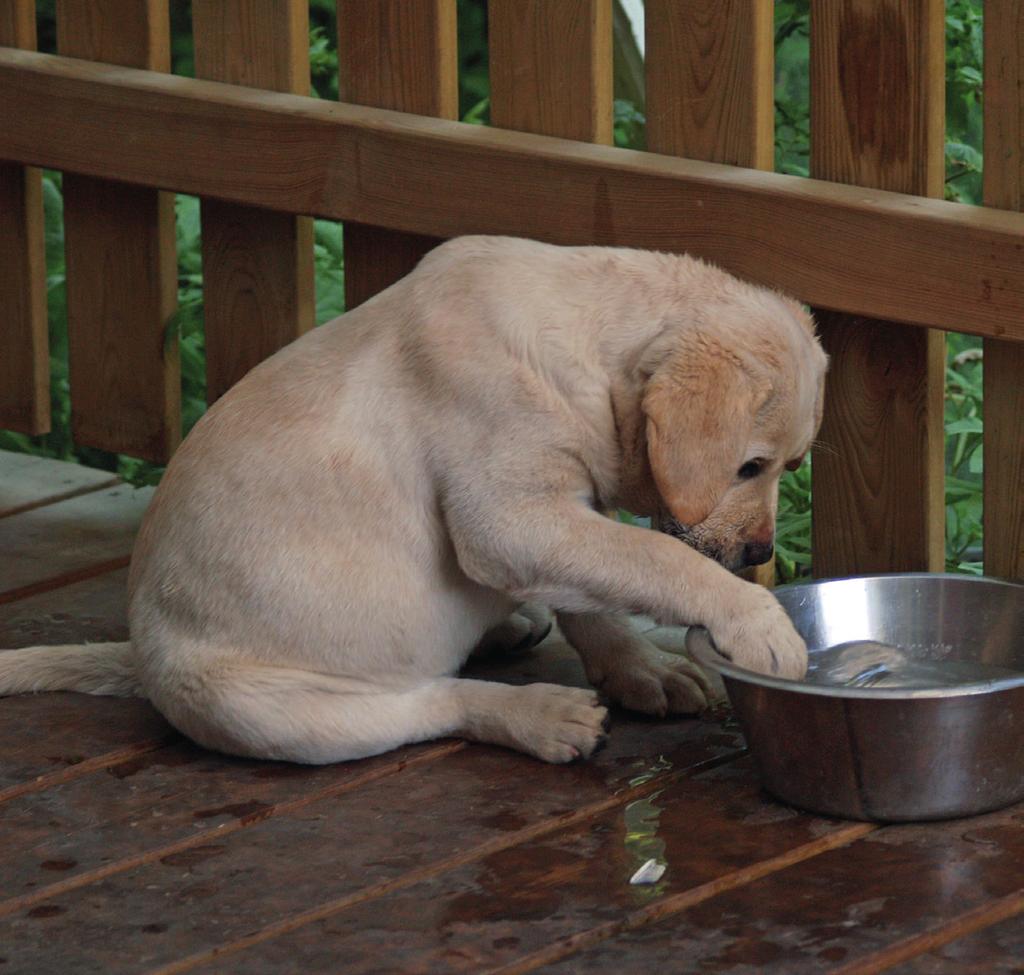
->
<box><xmin>151</xmin><ymin>663</ymin><xmax>609</xmax><ymax>765</ymax></box>
<box><xmin>471</xmin><ymin>603</ymin><xmax>553</xmax><ymax>659</ymax></box>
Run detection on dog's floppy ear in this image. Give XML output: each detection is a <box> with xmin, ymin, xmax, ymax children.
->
<box><xmin>642</xmin><ymin>337</ymin><xmax>758</xmax><ymax>526</ymax></box>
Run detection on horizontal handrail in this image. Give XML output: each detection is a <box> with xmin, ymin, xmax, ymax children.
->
<box><xmin>2</xmin><ymin>48</ymin><xmax>1023</xmax><ymax>341</ymax></box>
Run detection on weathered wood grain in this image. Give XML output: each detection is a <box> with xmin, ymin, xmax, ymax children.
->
<box><xmin>646</xmin><ymin>0</ymin><xmax>776</xmax><ymax>587</ymax></box>
<box><xmin>985</xmin><ymin>2</ymin><xmax>1024</xmax><ymax>213</ymax></box>
<box><xmin>0</xmin><ymin>161</ymin><xmax>47</xmax><ymax>436</ymax></box>
<box><xmin>0</xmin><ymin>565</ymin><xmax>130</xmax><ymax>648</ymax></box>
<box><xmin>55</xmin><ymin>0</ymin><xmax>179</xmax><ymax>462</ymax></box>
<box><xmin>983</xmin><ymin>342</ymin><xmax>1024</xmax><ymax>582</ymax></box>
<box><xmin>3</xmin><ymin>50</ymin><xmax>1024</xmax><ymax>339</ymax></box>
<box><xmin>0</xmin><ymin>1</ymin><xmax>48</xmax><ymax>435</ymax></box>
<box><xmin>0</xmin><ymin>0</ymin><xmax>34</xmax><ymax>51</ymax></box>
<box><xmin>0</xmin><ymin>701</ymin><xmax>170</xmax><ymax>802</ymax></box>
<box><xmin>489</xmin><ymin>0</ymin><xmax>612</xmax><ymax>144</ymax></box>
<box><xmin>983</xmin><ymin>2</ymin><xmax>1024</xmax><ymax>582</ymax></box>
<box><xmin>812</xmin><ymin>314</ymin><xmax>946</xmax><ymax>573</ymax></box>
<box><xmin>337</xmin><ymin>222</ymin><xmax>441</xmax><ymax>311</ymax></box>
<box><xmin>338</xmin><ymin>0</ymin><xmax>458</xmax><ymax>117</ymax></box>
<box><xmin>192</xmin><ymin>0</ymin><xmax>315</xmax><ymax>402</ymax></box>
<box><xmin>0</xmin><ymin>483</ymin><xmax>153</xmax><ymax>600</ymax></box>
<box><xmin>811</xmin><ymin>0</ymin><xmax>944</xmax><ymax>197</ymax></box>
<box><xmin>810</xmin><ymin>0</ymin><xmax>946</xmax><ymax>576</ymax></box>
<box><xmin>887</xmin><ymin>902</ymin><xmax>1024</xmax><ymax>974</ymax></box>
<box><xmin>831</xmin><ymin>889</ymin><xmax>1024</xmax><ymax>974</ymax></box>
<box><xmin>338</xmin><ymin>0</ymin><xmax>457</xmax><ymax>309</ymax></box>
<box><xmin>645</xmin><ymin>0</ymin><xmax>772</xmax><ymax>169</ymax></box>
<box><xmin>0</xmin><ymin>449</ymin><xmax>119</xmax><ymax>519</ymax></box>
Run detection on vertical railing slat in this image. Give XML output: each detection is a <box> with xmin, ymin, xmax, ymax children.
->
<box><xmin>192</xmin><ymin>0</ymin><xmax>315</xmax><ymax>403</ymax></box>
<box><xmin>56</xmin><ymin>0</ymin><xmax>179</xmax><ymax>462</ymax></box>
<box><xmin>645</xmin><ymin>0</ymin><xmax>775</xmax><ymax>586</ymax></box>
<box><xmin>337</xmin><ymin>0</ymin><xmax>458</xmax><ymax>310</ymax></box>
<box><xmin>489</xmin><ymin>0</ymin><xmax>613</xmax><ymax>144</ymax></box>
<box><xmin>810</xmin><ymin>0</ymin><xmax>946</xmax><ymax>575</ymax></box>
<box><xmin>0</xmin><ymin>1</ymin><xmax>48</xmax><ymax>435</ymax></box>
<box><xmin>983</xmin><ymin>1</ymin><xmax>1024</xmax><ymax>581</ymax></box>
<box><xmin>645</xmin><ymin>0</ymin><xmax>773</xmax><ymax>170</ymax></box>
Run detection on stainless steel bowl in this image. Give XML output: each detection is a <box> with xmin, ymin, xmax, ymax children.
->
<box><xmin>687</xmin><ymin>574</ymin><xmax>1024</xmax><ymax>822</ymax></box>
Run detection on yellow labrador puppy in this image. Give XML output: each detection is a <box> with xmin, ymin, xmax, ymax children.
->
<box><xmin>0</xmin><ymin>237</ymin><xmax>827</xmax><ymax>765</ymax></box>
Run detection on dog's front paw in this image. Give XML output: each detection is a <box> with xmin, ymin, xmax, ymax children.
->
<box><xmin>593</xmin><ymin>644</ymin><xmax>712</xmax><ymax>717</ymax></box>
<box><xmin>710</xmin><ymin>583</ymin><xmax>807</xmax><ymax>679</ymax></box>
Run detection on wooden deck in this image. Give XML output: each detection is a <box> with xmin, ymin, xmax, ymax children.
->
<box><xmin>1</xmin><ymin>448</ymin><xmax>1023</xmax><ymax>975</ymax></box>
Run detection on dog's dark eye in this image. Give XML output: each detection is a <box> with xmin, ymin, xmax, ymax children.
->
<box><xmin>737</xmin><ymin>460</ymin><xmax>764</xmax><ymax>480</ymax></box>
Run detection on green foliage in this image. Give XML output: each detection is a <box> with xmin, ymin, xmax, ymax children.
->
<box><xmin>775</xmin><ymin>460</ymin><xmax>813</xmax><ymax>585</ymax></box>
<box><xmin>308</xmin><ymin>26</ymin><xmax>339</xmax><ymax>100</ymax></box>
<box><xmin>457</xmin><ymin>0</ymin><xmax>491</xmax><ymax>120</ymax></box>
<box><xmin>774</xmin><ymin>0</ymin><xmax>811</xmax><ymax>176</ymax></box>
<box><xmin>945</xmin><ymin>0</ymin><xmax>984</xmax><ymax>203</ymax></box>
<box><xmin>944</xmin><ymin>334</ymin><xmax>984</xmax><ymax>573</ymax></box>
<box><xmin>613</xmin><ymin>99</ymin><xmax>647</xmax><ymax>150</ymax></box>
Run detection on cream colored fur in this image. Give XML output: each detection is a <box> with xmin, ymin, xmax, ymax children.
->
<box><xmin>0</xmin><ymin>237</ymin><xmax>827</xmax><ymax>765</ymax></box>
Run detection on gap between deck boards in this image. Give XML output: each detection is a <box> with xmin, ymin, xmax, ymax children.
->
<box><xmin>0</xmin><ymin>553</ymin><xmax>132</xmax><ymax>606</ymax></box>
<box><xmin>828</xmin><ymin>886</ymin><xmax>1024</xmax><ymax>975</ymax></box>
<box><xmin>0</xmin><ymin>475</ymin><xmax>122</xmax><ymax>520</ymax></box>
<box><xmin>0</xmin><ymin>452</ymin><xmax>148</xmax><ymax>604</ymax></box>
<box><xmin>0</xmin><ymin>735</ymin><xmax>173</xmax><ymax>805</ymax></box>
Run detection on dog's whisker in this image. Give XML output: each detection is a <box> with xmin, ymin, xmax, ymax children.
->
<box><xmin>810</xmin><ymin>438</ymin><xmax>838</xmax><ymax>457</ymax></box>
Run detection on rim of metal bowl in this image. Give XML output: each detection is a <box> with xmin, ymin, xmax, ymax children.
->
<box><xmin>687</xmin><ymin>573</ymin><xmax>1024</xmax><ymax>700</ymax></box>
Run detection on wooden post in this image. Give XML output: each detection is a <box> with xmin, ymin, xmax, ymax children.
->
<box><xmin>0</xmin><ymin>1</ymin><xmax>48</xmax><ymax>435</ymax></box>
<box><xmin>56</xmin><ymin>0</ymin><xmax>179</xmax><ymax>462</ymax></box>
<box><xmin>983</xmin><ymin>1</ymin><xmax>1024</xmax><ymax>581</ymax></box>
<box><xmin>337</xmin><ymin>0</ymin><xmax>458</xmax><ymax>309</ymax></box>
<box><xmin>646</xmin><ymin>0</ymin><xmax>776</xmax><ymax>586</ymax></box>
<box><xmin>192</xmin><ymin>0</ymin><xmax>315</xmax><ymax>403</ymax></box>
<box><xmin>809</xmin><ymin>0</ymin><xmax>946</xmax><ymax>576</ymax></box>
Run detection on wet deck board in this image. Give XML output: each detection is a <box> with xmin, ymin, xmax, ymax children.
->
<box><xmin>0</xmin><ymin>451</ymin><xmax>1022</xmax><ymax>974</ymax></box>
<box><xmin>887</xmin><ymin>906</ymin><xmax>1024</xmax><ymax>974</ymax></box>
<box><xmin>0</xmin><ymin>480</ymin><xmax>153</xmax><ymax>600</ymax></box>
<box><xmin>0</xmin><ymin>450</ymin><xmax>119</xmax><ymax>518</ymax></box>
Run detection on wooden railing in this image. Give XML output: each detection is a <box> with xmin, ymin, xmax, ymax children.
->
<box><xmin>0</xmin><ymin>0</ymin><xmax>1021</xmax><ymax>582</ymax></box>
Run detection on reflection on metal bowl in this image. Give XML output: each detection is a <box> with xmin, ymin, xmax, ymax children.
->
<box><xmin>687</xmin><ymin>574</ymin><xmax>1024</xmax><ymax>822</ymax></box>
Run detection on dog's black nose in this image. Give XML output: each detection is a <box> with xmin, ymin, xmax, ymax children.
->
<box><xmin>743</xmin><ymin>541</ymin><xmax>774</xmax><ymax>566</ymax></box>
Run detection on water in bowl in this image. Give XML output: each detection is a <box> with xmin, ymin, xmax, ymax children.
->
<box><xmin>806</xmin><ymin>640</ymin><xmax>1021</xmax><ymax>689</ymax></box>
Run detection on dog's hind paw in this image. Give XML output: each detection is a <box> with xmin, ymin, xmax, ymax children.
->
<box><xmin>471</xmin><ymin>605</ymin><xmax>554</xmax><ymax>659</ymax></box>
<box><xmin>490</xmin><ymin>683</ymin><xmax>610</xmax><ymax>764</ymax></box>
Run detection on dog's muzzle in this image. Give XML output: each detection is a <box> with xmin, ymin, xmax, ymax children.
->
<box><xmin>658</xmin><ymin>515</ymin><xmax>770</xmax><ymax>572</ymax></box>
<box><xmin>658</xmin><ymin>516</ymin><xmax>723</xmax><ymax>564</ymax></box>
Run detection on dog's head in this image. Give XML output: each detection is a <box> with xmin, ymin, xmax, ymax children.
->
<box><xmin>641</xmin><ymin>293</ymin><xmax>827</xmax><ymax>573</ymax></box>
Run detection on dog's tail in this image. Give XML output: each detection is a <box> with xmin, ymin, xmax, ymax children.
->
<box><xmin>0</xmin><ymin>642</ymin><xmax>143</xmax><ymax>698</ymax></box>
